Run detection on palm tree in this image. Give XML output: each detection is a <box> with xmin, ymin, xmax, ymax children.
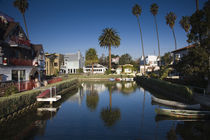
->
<box><xmin>165</xmin><ymin>12</ymin><xmax>177</xmax><ymax>50</ymax></box>
<box><xmin>150</xmin><ymin>3</ymin><xmax>161</xmax><ymax>66</ymax></box>
<box><xmin>179</xmin><ymin>16</ymin><xmax>191</xmax><ymax>44</ymax></box>
<box><xmin>100</xmin><ymin>85</ymin><xmax>121</xmax><ymax>127</ymax></box>
<box><xmin>196</xmin><ymin>0</ymin><xmax>199</xmax><ymax>11</ymax></box>
<box><xmin>85</xmin><ymin>48</ymin><xmax>98</xmax><ymax>73</ymax></box>
<box><xmin>13</xmin><ymin>0</ymin><xmax>29</xmax><ymax>39</ymax></box>
<box><xmin>98</xmin><ymin>28</ymin><xmax>120</xmax><ymax>70</ymax></box>
<box><xmin>179</xmin><ymin>16</ymin><xmax>190</xmax><ymax>33</ymax></box>
<box><xmin>132</xmin><ymin>4</ymin><xmax>146</xmax><ymax>73</ymax></box>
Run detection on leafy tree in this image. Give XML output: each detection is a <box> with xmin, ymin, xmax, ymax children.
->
<box><xmin>175</xmin><ymin>0</ymin><xmax>210</xmax><ymax>90</ymax></box>
<box><xmin>161</xmin><ymin>52</ymin><xmax>173</xmax><ymax>66</ymax></box>
<box><xmin>85</xmin><ymin>48</ymin><xmax>98</xmax><ymax>73</ymax></box>
<box><xmin>98</xmin><ymin>28</ymin><xmax>121</xmax><ymax>70</ymax></box>
<box><xmin>150</xmin><ymin>3</ymin><xmax>161</xmax><ymax>65</ymax></box>
<box><xmin>132</xmin><ymin>4</ymin><xmax>146</xmax><ymax>73</ymax></box>
<box><xmin>119</xmin><ymin>53</ymin><xmax>132</xmax><ymax>65</ymax></box>
<box><xmin>165</xmin><ymin>12</ymin><xmax>177</xmax><ymax>50</ymax></box>
<box><xmin>13</xmin><ymin>0</ymin><xmax>29</xmax><ymax>39</ymax></box>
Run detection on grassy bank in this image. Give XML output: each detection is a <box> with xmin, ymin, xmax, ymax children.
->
<box><xmin>135</xmin><ymin>76</ymin><xmax>193</xmax><ymax>102</ymax></box>
<box><xmin>0</xmin><ymin>79</ymin><xmax>78</xmax><ymax>118</ymax></box>
<box><xmin>61</xmin><ymin>74</ymin><xmax>134</xmax><ymax>80</ymax></box>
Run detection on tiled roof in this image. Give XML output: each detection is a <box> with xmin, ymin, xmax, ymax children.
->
<box><xmin>171</xmin><ymin>44</ymin><xmax>196</xmax><ymax>53</ymax></box>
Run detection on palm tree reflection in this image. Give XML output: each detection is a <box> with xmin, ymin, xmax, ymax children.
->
<box><xmin>100</xmin><ymin>85</ymin><xmax>121</xmax><ymax>127</ymax></box>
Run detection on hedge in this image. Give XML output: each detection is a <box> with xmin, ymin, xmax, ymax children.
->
<box><xmin>0</xmin><ymin>79</ymin><xmax>78</xmax><ymax>118</ymax></box>
<box><xmin>135</xmin><ymin>76</ymin><xmax>193</xmax><ymax>101</ymax></box>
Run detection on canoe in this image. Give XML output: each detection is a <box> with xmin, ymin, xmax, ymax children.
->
<box><xmin>155</xmin><ymin>108</ymin><xmax>210</xmax><ymax>119</ymax></box>
<box><xmin>151</xmin><ymin>95</ymin><xmax>200</xmax><ymax>110</ymax></box>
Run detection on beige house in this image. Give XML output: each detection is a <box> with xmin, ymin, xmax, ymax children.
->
<box><xmin>45</xmin><ymin>53</ymin><xmax>64</xmax><ymax>76</ymax></box>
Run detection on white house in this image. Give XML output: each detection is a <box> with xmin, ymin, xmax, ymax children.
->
<box><xmin>140</xmin><ymin>55</ymin><xmax>160</xmax><ymax>73</ymax></box>
<box><xmin>60</xmin><ymin>51</ymin><xmax>84</xmax><ymax>74</ymax></box>
<box><xmin>83</xmin><ymin>64</ymin><xmax>107</xmax><ymax>74</ymax></box>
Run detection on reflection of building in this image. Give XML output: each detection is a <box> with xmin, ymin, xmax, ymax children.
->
<box><xmin>140</xmin><ymin>55</ymin><xmax>160</xmax><ymax>73</ymax></box>
<box><xmin>67</xmin><ymin>88</ymin><xmax>84</xmax><ymax>105</ymax></box>
<box><xmin>60</xmin><ymin>51</ymin><xmax>84</xmax><ymax>74</ymax></box>
<box><xmin>0</xmin><ymin>12</ymin><xmax>44</xmax><ymax>82</ymax></box>
<box><xmin>45</xmin><ymin>53</ymin><xmax>63</xmax><ymax>76</ymax></box>
<box><xmin>83</xmin><ymin>64</ymin><xmax>107</xmax><ymax>74</ymax></box>
<box><xmin>82</xmin><ymin>83</ymin><xmax>106</xmax><ymax>93</ymax></box>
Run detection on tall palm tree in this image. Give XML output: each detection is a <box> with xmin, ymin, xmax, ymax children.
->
<box><xmin>132</xmin><ymin>4</ymin><xmax>146</xmax><ymax>74</ymax></box>
<box><xmin>179</xmin><ymin>16</ymin><xmax>191</xmax><ymax>44</ymax></box>
<box><xmin>85</xmin><ymin>48</ymin><xmax>98</xmax><ymax>73</ymax></box>
<box><xmin>13</xmin><ymin>0</ymin><xmax>29</xmax><ymax>39</ymax></box>
<box><xmin>98</xmin><ymin>28</ymin><xmax>120</xmax><ymax>70</ymax></box>
<box><xmin>196</xmin><ymin>0</ymin><xmax>199</xmax><ymax>11</ymax></box>
<box><xmin>165</xmin><ymin>12</ymin><xmax>177</xmax><ymax>50</ymax></box>
<box><xmin>150</xmin><ymin>3</ymin><xmax>161</xmax><ymax>66</ymax></box>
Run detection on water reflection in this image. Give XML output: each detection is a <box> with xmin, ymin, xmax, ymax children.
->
<box><xmin>86</xmin><ymin>84</ymin><xmax>99</xmax><ymax>112</ymax></box>
<box><xmin>1</xmin><ymin>82</ymin><xmax>210</xmax><ymax>139</ymax></box>
<box><xmin>100</xmin><ymin>84</ymin><xmax>121</xmax><ymax>127</ymax></box>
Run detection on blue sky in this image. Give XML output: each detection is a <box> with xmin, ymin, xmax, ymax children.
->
<box><xmin>0</xmin><ymin>0</ymin><xmax>207</xmax><ymax>59</ymax></box>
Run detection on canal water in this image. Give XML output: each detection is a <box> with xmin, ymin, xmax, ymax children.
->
<box><xmin>0</xmin><ymin>82</ymin><xmax>210</xmax><ymax>140</ymax></box>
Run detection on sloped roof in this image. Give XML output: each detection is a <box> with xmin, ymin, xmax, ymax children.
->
<box><xmin>64</xmin><ymin>53</ymin><xmax>79</xmax><ymax>61</ymax></box>
<box><xmin>3</xmin><ymin>22</ymin><xmax>17</xmax><ymax>40</ymax></box>
<box><xmin>31</xmin><ymin>44</ymin><xmax>44</xmax><ymax>57</ymax></box>
<box><xmin>171</xmin><ymin>44</ymin><xmax>196</xmax><ymax>53</ymax></box>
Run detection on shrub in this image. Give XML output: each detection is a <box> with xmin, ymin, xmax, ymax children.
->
<box><xmin>135</xmin><ymin>76</ymin><xmax>193</xmax><ymax>101</ymax></box>
<box><xmin>5</xmin><ymin>85</ymin><xmax>18</xmax><ymax>96</ymax></box>
<box><xmin>105</xmin><ymin>69</ymin><xmax>111</xmax><ymax>75</ymax></box>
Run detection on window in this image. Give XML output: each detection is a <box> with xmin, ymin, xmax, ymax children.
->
<box><xmin>54</xmin><ymin>62</ymin><xmax>58</xmax><ymax>66</ymax></box>
<box><xmin>12</xmin><ymin>70</ymin><xmax>18</xmax><ymax>81</ymax></box>
<box><xmin>12</xmin><ymin>70</ymin><xmax>25</xmax><ymax>81</ymax></box>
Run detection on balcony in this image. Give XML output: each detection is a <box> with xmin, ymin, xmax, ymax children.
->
<box><xmin>8</xmin><ymin>58</ymin><xmax>32</xmax><ymax>66</ymax></box>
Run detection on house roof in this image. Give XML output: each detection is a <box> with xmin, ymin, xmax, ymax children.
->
<box><xmin>31</xmin><ymin>44</ymin><xmax>44</xmax><ymax>57</ymax></box>
<box><xmin>64</xmin><ymin>53</ymin><xmax>79</xmax><ymax>61</ymax></box>
<box><xmin>171</xmin><ymin>44</ymin><xmax>196</xmax><ymax>53</ymax></box>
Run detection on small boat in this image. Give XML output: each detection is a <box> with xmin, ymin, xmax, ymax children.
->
<box><xmin>115</xmin><ymin>78</ymin><xmax>122</xmax><ymax>81</ymax></box>
<box><xmin>155</xmin><ymin>108</ymin><xmax>210</xmax><ymax>119</ymax></box>
<box><xmin>109</xmin><ymin>78</ymin><xmax>115</xmax><ymax>81</ymax></box>
<box><xmin>151</xmin><ymin>95</ymin><xmax>200</xmax><ymax>110</ymax></box>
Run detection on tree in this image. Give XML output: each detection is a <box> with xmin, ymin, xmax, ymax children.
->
<box><xmin>161</xmin><ymin>52</ymin><xmax>173</xmax><ymax>66</ymax></box>
<box><xmin>196</xmin><ymin>0</ymin><xmax>199</xmax><ymax>11</ymax></box>
<box><xmin>13</xmin><ymin>0</ymin><xmax>29</xmax><ymax>39</ymax></box>
<box><xmin>132</xmin><ymin>4</ymin><xmax>146</xmax><ymax>73</ymax></box>
<box><xmin>98</xmin><ymin>28</ymin><xmax>121</xmax><ymax>70</ymax></box>
<box><xmin>85</xmin><ymin>48</ymin><xmax>98</xmax><ymax>73</ymax></box>
<box><xmin>175</xmin><ymin>0</ymin><xmax>210</xmax><ymax>91</ymax></box>
<box><xmin>119</xmin><ymin>53</ymin><xmax>132</xmax><ymax>65</ymax></box>
<box><xmin>179</xmin><ymin>16</ymin><xmax>191</xmax><ymax>43</ymax></box>
<box><xmin>165</xmin><ymin>12</ymin><xmax>177</xmax><ymax>50</ymax></box>
<box><xmin>150</xmin><ymin>3</ymin><xmax>161</xmax><ymax>66</ymax></box>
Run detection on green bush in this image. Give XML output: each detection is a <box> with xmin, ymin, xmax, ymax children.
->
<box><xmin>5</xmin><ymin>85</ymin><xmax>18</xmax><ymax>96</ymax></box>
<box><xmin>135</xmin><ymin>76</ymin><xmax>193</xmax><ymax>101</ymax></box>
<box><xmin>105</xmin><ymin>69</ymin><xmax>111</xmax><ymax>75</ymax></box>
<box><xmin>0</xmin><ymin>79</ymin><xmax>79</xmax><ymax>118</ymax></box>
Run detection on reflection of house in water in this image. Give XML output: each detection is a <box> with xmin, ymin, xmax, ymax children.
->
<box><xmin>82</xmin><ymin>83</ymin><xmax>106</xmax><ymax>94</ymax></box>
<box><xmin>124</xmin><ymin>83</ymin><xmax>132</xmax><ymax>88</ymax></box>
<box><xmin>116</xmin><ymin>83</ymin><xmax>122</xmax><ymax>90</ymax></box>
<box><xmin>67</xmin><ymin>88</ymin><xmax>84</xmax><ymax>105</ymax></box>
